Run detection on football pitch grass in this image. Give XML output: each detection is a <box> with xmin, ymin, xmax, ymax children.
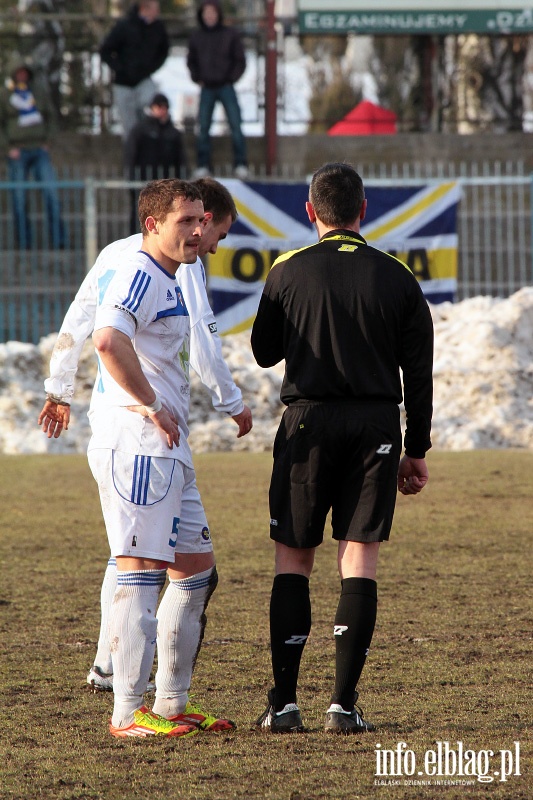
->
<box><xmin>0</xmin><ymin>451</ymin><xmax>530</xmax><ymax>800</ymax></box>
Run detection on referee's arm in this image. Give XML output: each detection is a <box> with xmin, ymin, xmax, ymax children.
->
<box><xmin>251</xmin><ymin>274</ymin><xmax>285</xmax><ymax>367</ymax></box>
<box><xmin>400</xmin><ymin>289</ymin><xmax>434</xmax><ymax>458</ymax></box>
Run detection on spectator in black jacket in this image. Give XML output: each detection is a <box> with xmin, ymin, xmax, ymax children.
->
<box><xmin>125</xmin><ymin>93</ymin><xmax>187</xmax><ymax>233</ymax></box>
<box><xmin>100</xmin><ymin>0</ymin><xmax>169</xmax><ymax>140</ymax></box>
<box><xmin>187</xmin><ymin>0</ymin><xmax>248</xmax><ymax>179</ymax></box>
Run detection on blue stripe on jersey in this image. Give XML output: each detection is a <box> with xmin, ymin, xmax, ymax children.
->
<box><xmin>96</xmin><ymin>357</ymin><xmax>105</xmax><ymax>393</ymax></box>
<box><xmin>155</xmin><ymin>287</ymin><xmax>189</xmax><ymax>320</ymax></box>
<box><xmin>117</xmin><ymin>570</ymin><xmax>167</xmax><ymax>587</ymax></box>
<box><xmin>155</xmin><ymin>305</ymin><xmax>189</xmax><ymax>319</ymax></box>
<box><xmin>98</xmin><ymin>269</ymin><xmax>117</xmax><ymax>305</ymax></box>
<box><xmin>122</xmin><ymin>270</ymin><xmax>151</xmax><ymax>313</ymax></box>
<box><xmin>139</xmin><ymin>250</ymin><xmax>177</xmax><ymax>279</ymax></box>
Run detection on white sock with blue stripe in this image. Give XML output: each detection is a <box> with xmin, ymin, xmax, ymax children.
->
<box><xmin>110</xmin><ymin>569</ymin><xmax>166</xmax><ymax>729</ymax></box>
<box><xmin>152</xmin><ymin>567</ymin><xmax>218</xmax><ymax>719</ymax></box>
<box><xmin>93</xmin><ymin>557</ymin><xmax>117</xmax><ymax>675</ymax></box>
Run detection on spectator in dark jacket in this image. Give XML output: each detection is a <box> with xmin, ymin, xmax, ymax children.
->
<box><xmin>100</xmin><ymin>0</ymin><xmax>169</xmax><ymax>139</ymax></box>
<box><xmin>124</xmin><ymin>93</ymin><xmax>187</xmax><ymax>233</ymax></box>
<box><xmin>187</xmin><ymin>0</ymin><xmax>248</xmax><ymax>178</ymax></box>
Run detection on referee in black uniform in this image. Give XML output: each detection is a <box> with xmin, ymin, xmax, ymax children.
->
<box><xmin>251</xmin><ymin>162</ymin><xmax>433</xmax><ymax>734</ymax></box>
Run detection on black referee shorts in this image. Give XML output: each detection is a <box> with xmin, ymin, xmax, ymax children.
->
<box><xmin>268</xmin><ymin>400</ymin><xmax>402</xmax><ymax>548</ymax></box>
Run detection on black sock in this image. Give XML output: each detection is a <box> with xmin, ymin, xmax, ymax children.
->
<box><xmin>269</xmin><ymin>573</ymin><xmax>311</xmax><ymax>711</ymax></box>
<box><xmin>330</xmin><ymin>577</ymin><xmax>378</xmax><ymax>711</ymax></box>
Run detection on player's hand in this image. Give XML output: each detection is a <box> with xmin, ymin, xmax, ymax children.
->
<box><xmin>38</xmin><ymin>399</ymin><xmax>71</xmax><ymax>438</ymax></box>
<box><xmin>232</xmin><ymin>405</ymin><xmax>253</xmax><ymax>438</ymax></box>
<box><xmin>397</xmin><ymin>455</ymin><xmax>428</xmax><ymax>495</ymax></box>
<box><xmin>147</xmin><ymin>406</ymin><xmax>180</xmax><ymax>449</ymax></box>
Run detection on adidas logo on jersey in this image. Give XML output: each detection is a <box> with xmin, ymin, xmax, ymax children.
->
<box><xmin>166</xmin><ymin>289</ymin><xmax>174</xmax><ymax>301</ymax></box>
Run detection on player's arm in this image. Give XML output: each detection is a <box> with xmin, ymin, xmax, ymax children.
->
<box><xmin>39</xmin><ymin>265</ymin><xmax>99</xmax><ymax>437</ymax></box>
<box><xmin>181</xmin><ymin>261</ymin><xmax>253</xmax><ymax>435</ymax></box>
<box><xmin>93</xmin><ymin>327</ymin><xmax>179</xmax><ymax>450</ymax></box>
<box><xmin>231</xmin><ymin>405</ymin><xmax>253</xmax><ymax>437</ymax></box>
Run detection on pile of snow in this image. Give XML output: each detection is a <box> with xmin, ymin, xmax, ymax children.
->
<box><xmin>2</xmin><ymin>288</ymin><xmax>533</xmax><ymax>455</ymax></box>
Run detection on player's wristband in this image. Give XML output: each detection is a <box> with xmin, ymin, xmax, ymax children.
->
<box><xmin>144</xmin><ymin>396</ymin><xmax>162</xmax><ymax>415</ymax></box>
<box><xmin>46</xmin><ymin>393</ymin><xmax>70</xmax><ymax>407</ymax></box>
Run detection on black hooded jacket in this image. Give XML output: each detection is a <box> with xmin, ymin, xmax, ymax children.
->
<box><xmin>187</xmin><ymin>1</ymin><xmax>246</xmax><ymax>89</ymax></box>
<box><xmin>100</xmin><ymin>4</ymin><xmax>169</xmax><ymax>88</ymax></box>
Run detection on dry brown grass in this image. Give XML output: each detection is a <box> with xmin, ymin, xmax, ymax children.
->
<box><xmin>0</xmin><ymin>451</ymin><xmax>530</xmax><ymax>799</ymax></box>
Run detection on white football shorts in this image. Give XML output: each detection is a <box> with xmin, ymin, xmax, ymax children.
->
<box><xmin>88</xmin><ymin>449</ymin><xmax>213</xmax><ymax>562</ymax></box>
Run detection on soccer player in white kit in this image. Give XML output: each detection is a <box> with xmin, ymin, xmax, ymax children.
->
<box><xmin>40</xmin><ymin>179</ymin><xmax>251</xmax><ymax>738</ymax></box>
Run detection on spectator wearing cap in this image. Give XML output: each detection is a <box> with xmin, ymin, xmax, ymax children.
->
<box><xmin>100</xmin><ymin>0</ymin><xmax>169</xmax><ymax>140</ymax></box>
<box><xmin>124</xmin><ymin>93</ymin><xmax>187</xmax><ymax>233</ymax></box>
<box><xmin>187</xmin><ymin>0</ymin><xmax>248</xmax><ymax>179</ymax></box>
<box><xmin>0</xmin><ymin>58</ymin><xmax>66</xmax><ymax>249</ymax></box>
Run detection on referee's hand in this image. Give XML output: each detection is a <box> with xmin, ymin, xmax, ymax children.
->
<box><xmin>397</xmin><ymin>455</ymin><xmax>428</xmax><ymax>495</ymax></box>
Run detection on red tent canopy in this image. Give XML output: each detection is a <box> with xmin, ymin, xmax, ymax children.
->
<box><xmin>328</xmin><ymin>100</ymin><xmax>397</xmax><ymax>135</ymax></box>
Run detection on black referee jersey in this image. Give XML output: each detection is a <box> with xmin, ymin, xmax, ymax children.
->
<box><xmin>251</xmin><ymin>229</ymin><xmax>434</xmax><ymax>459</ymax></box>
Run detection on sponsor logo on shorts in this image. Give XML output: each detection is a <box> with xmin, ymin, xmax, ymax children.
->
<box><xmin>201</xmin><ymin>526</ymin><xmax>211</xmax><ymax>541</ymax></box>
<box><xmin>334</xmin><ymin>625</ymin><xmax>348</xmax><ymax>636</ymax></box>
<box><xmin>270</xmin><ymin>518</ymin><xmax>278</xmax><ymax>526</ymax></box>
<box><xmin>377</xmin><ymin>444</ymin><xmax>392</xmax><ymax>454</ymax></box>
<box><xmin>180</xmin><ymin>384</ymin><xmax>190</xmax><ymax>395</ymax></box>
<box><xmin>208</xmin><ymin>322</ymin><xmax>217</xmax><ymax>333</ymax></box>
<box><xmin>132</xmin><ymin>535</ymin><xmax>137</xmax><ymax>547</ymax></box>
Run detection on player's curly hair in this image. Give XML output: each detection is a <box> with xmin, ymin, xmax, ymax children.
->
<box><xmin>138</xmin><ymin>179</ymin><xmax>202</xmax><ymax>236</ymax></box>
<box><xmin>309</xmin><ymin>162</ymin><xmax>365</xmax><ymax>228</ymax></box>
<box><xmin>192</xmin><ymin>177</ymin><xmax>238</xmax><ymax>224</ymax></box>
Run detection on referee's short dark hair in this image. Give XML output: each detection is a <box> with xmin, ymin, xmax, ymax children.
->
<box><xmin>309</xmin><ymin>162</ymin><xmax>365</xmax><ymax>228</ymax></box>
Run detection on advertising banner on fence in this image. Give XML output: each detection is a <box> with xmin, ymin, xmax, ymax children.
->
<box><xmin>210</xmin><ymin>179</ymin><xmax>461</xmax><ymax>334</ymax></box>
<box><xmin>297</xmin><ymin>1</ymin><xmax>533</xmax><ymax>34</ymax></box>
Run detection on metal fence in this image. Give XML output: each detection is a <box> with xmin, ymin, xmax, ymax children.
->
<box><xmin>1</xmin><ymin>162</ymin><xmax>532</xmax><ymax>343</ymax></box>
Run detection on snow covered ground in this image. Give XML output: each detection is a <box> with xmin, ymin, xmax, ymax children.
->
<box><xmin>2</xmin><ymin>289</ymin><xmax>533</xmax><ymax>455</ymax></box>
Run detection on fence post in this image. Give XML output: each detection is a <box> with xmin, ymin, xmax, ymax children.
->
<box><xmin>84</xmin><ymin>177</ymin><xmax>97</xmax><ymax>273</ymax></box>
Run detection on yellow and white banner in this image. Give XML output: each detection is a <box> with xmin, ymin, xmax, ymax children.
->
<box><xmin>209</xmin><ymin>179</ymin><xmax>461</xmax><ymax>334</ymax></box>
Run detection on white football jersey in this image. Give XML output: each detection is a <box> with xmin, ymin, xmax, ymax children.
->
<box><xmin>44</xmin><ymin>233</ymin><xmax>243</xmax><ymax>417</ymax></box>
<box><xmin>88</xmin><ymin>250</ymin><xmax>193</xmax><ymax>466</ymax></box>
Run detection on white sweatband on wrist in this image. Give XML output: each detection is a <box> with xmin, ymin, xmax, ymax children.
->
<box><xmin>144</xmin><ymin>396</ymin><xmax>162</xmax><ymax>415</ymax></box>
